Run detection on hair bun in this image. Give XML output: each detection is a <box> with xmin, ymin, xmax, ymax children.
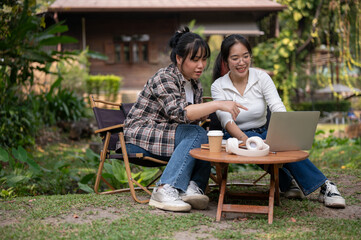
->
<box><xmin>177</xmin><ymin>26</ymin><xmax>190</xmax><ymax>34</ymax></box>
<box><xmin>169</xmin><ymin>26</ymin><xmax>190</xmax><ymax>48</ymax></box>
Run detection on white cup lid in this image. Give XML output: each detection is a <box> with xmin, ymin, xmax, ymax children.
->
<box><xmin>207</xmin><ymin>130</ymin><xmax>224</xmax><ymax>137</ymax></box>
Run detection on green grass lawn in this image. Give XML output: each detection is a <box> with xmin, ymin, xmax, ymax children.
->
<box><xmin>315</xmin><ymin>123</ymin><xmax>347</xmax><ymax>139</ymax></box>
<box><xmin>1</xmin><ymin>169</ymin><xmax>360</xmax><ymax>240</ymax></box>
<box><xmin>1</xmin><ymin>123</ymin><xmax>360</xmax><ymax>239</ymax></box>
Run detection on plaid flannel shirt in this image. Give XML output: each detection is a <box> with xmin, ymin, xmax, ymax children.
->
<box><xmin>124</xmin><ymin>64</ymin><xmax>203</xmax><ymax>157</ymax></box>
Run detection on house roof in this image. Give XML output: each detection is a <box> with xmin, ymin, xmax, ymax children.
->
<box><xmin>198</xmin><ymin>22</ymin><xmax>265</xmax><ymax>36</ymax></box>
<box><xmin>48</xmin><ymin>0</ymin><xmax>286</xmax><ymax>12</ymax></box>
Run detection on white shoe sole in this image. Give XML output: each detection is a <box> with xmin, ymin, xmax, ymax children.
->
<box><xmin>181</xmin><ymin>195</ymin><xmax>209</xmax><ymax>210</ymax></box>
<box><xmin>318</xmin><ymin>194</ymin><xmax>346</xmax><ymax>208</ymax></box>
<box><xmin>325</xmin><ymin>197</ymin><xmax>346</xmax><ymax>208</ymax></box>
<box><xmin>149</xmin><ymin>199</ymin><xmax>191</xmax><ymax>212</ymax></box>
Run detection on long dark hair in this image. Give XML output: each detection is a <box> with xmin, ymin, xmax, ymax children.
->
<box><xmin>168</xmin><ymin>26</ymin><xmax>211</xmax><ymax>68</ymax></box>
<box><xmin>212</xmin><ymin>34</ymin><xmax>252</xmax><ymax>81</ymax></box>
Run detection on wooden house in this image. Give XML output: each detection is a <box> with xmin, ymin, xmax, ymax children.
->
<box><xmin>46</xmin><ymin>0</ymin><xmax>286</xmax><ymax>94</ymax></box>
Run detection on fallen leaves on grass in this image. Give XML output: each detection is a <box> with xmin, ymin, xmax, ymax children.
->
<box><xmin>37</xmin><ymin>146</ymin><xmax>44</xmax><ymax>153</ymax></box>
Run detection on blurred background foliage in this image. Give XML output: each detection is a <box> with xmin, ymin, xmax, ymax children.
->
<box><xmin>1</xmin><ymin>0</ymin><xmax>360</xmax><ymax>199</ymax></box>
<box><xmin>0</xmin><ymin>0</ymin><xmax>84</xmax><ymax>149</ymax></box>
<box><xmin>86</xmin><ymin>74</ymin><xmax>123</xmax><ymax>102</ymax></box>
<box><xmin>0</xmin><ymin>0</ymin><xmax>110</xmax><ymax>149</ymax></box>
<box><xmin>252</xmin><ymin>0</ymin><xmax>361</xmax><ymax>109</ymax></box>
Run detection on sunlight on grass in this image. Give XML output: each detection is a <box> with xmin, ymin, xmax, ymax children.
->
<box><xmin>315</xmin><ymin>123</ymin><xmax>347</xmax><ymax>139</ymax></box>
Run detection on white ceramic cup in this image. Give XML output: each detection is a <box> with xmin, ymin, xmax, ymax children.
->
<box><xmin>207</xmin><ymin>130</ymin><xmax>224</xmax><ymax>152</ymax></box>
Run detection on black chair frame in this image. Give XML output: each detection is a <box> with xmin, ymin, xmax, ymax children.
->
<box><xmin>90</xmin><ymin>95</ymin><xmax>167</xmax><ymax>203</ymax></box>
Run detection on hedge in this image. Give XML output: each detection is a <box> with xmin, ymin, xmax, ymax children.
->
<box><xmin>292</xmin><ymin>100</ymin><xmax>351</xmax><ymax>115</ymax></box>
<box><xmin>85</xmin><ymin>74</ymin><xmax>123</xmax><ymax>102</ymax></box>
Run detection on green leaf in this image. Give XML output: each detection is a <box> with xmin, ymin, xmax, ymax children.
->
<box><xmin>80</xmin><ymin>173</ymin><xmax>95</xmax><ymax>184</ymax></box>
<box><xmin>24</xmin><ymin>156</ymin><xmax>41</xmax><ymax>173</ymax></box>
<box><xmin>131</xmin><ymin>171</ymin><xmax>141</xmax><ymax>181</ymax></box>
<box><xmin>54</xmin><ymin>161</ymin><xmax>69</xmax><ymax>170</ymax></box>
<box><xmin>111</xmin><ymin>160</ymin><xmax>127</xmax><ymax>183</ymax></box>
<box><xmin>11</xmin><ymin>148</ymin><xmax>21</xmax><ymax>162</ymax></box>
<box><xmin>40</xmin><ymin>166</ymin><xmax>52</xmax><ymax>172</ymax></box>
<box><xmin>0</xmin><ymin>148</ymin><xmax>9</xmax><ymax>162</ymax></box>
<box><xmin>17</xmin><ymin>146</ymin><xmax>28</xmax><ymax>163</ymax></box>
<box><xmin>39</xmin><ymin>36</ymin><xmax>78</xmax><ymax>46</ymax></box>
<box><xmin>43</xmin><ymin>23</ymin><xmax>69</xmax><ymax>35</ymax></box>
<box><xmin>103</xmin><ymin>162</ymin><xmax>113</xmax><ymax>174</ymax></box>
<box><xmin>140</xmin><ymin>168</ymin><xmax>159</xmax><ymax>182</ymax></box>
<box><xmin>7</xmin><ymin>175</ymin><xmax>27</xmax><ymax>186</ymax></box>
<box><xmin>61</xmin><ymin>102</ymin><xmax>70</xmax><ymax>118</ymax></box>
<box><xmin>293</xmin><ymin>11</ymin><xmax>303</xmax><ymax>22</ymax></box>
<box><xmin>33</xmin><ymin>33</ymin><xmax>56</xmax><ymax>43</ymax></box>
<box><xmin>102</xmin><ymin>172</ymin><xmax>114</xmax><ymax>179</ymax></box>
<box><xmin>8</xmin><ymin>156</ymin><xmax>15</xmax><ymax>170</ymax></box>
<box><xmin>47</xmin><ymin>77</ymin><xmax>62</xmax><ymax>97</ymax></box>
<box><xmin>78</xmin><ymin>182</ymin><xmax>94</xmax><ymax>193</ymax></box>
<box><xmin>85</xmin><ymin>149</ymin><xmax>99</xmax><ymax>160</ymax></box>
<box><xmin>86</xmin><ymin>50</ymin><xmax>108</xmax><ymax>61</ymax></box>
<box><xmin>279</xmin><ymin>48</ymin><xmax>290</xmax><ymax>58</ymax></box>
<box><xmin>23</xmin><ymin>51</ymin><xmax>55</xmax><ymax>63</ymax></box>
<box><xmin>296</xmin><ymin>0</ymin><xmax>305</xmax><ymax>10</ymax></box>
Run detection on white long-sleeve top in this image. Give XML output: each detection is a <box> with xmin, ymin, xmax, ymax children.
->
<box><xmin>211</xmin><ymin>68</ymin><xmax>286</xmax><ymax>130</ymax></box>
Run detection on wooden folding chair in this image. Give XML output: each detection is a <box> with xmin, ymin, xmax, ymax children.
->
<box><xmin>90</xmin><ymin>95</ymin><xmax>168</xmax><ymax>203</ymax></box>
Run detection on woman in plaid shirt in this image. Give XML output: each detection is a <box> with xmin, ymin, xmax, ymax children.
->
<box><xmin>124</xmin><ymin>27</ymin><xmax>246</xmax><ymax>212</ymax></box>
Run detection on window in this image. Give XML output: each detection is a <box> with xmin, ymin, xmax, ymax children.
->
<box><xmin>114</xmin><ymin>34</ymin><xmax>149</xmax><ymax>63</ymax></box>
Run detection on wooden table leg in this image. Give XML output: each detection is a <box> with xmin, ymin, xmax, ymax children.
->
<box><xmin>268</xmin><ymin>164</ymin><xmax>279</xmax><ymax>224</ymax></box>
<box><xmin>274</xmin><ymin>164</ymin><xmax>280</xmax><ymax>206</ymax></box>
<box><xmin>216</xmin><ymin>163</ymin><xmax>228</xmax><ymax>221</ymax></box>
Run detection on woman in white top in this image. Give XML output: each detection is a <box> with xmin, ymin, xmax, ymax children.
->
<box><xmin>211</xmin><ymin>34</ymin><xmax>345</xmax><ymax>208</ymax></box>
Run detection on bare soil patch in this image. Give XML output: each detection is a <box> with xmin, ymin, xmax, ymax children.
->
<box><xmin>44</xmin><ymin>207</ymin><xmax>123</xmax><ymax>225</ymax></box>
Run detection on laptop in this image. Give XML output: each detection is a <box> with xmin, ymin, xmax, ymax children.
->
<box><xmin>265</xmin><ymin>111</ymin><xmax>320</xmax><ymax>152</ymax></box>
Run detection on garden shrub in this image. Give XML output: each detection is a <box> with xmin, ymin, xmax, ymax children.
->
<box><xmin>35</xmin><ymin>78</ymin><xmax>87</xmax><ymax>125</ymax></box>
<box><xmin>85</xmin><ymin>74</ymin><xmax>123</xmax><ymax>102</ymax></box>
<box><xmin>0</xmin><ymin>146</ymin><xmax>162</xmax><ymax>197</ymax></box>
<box><xmin>0</xmin><ymin>81</ymin><xmax>87</xmax><ymax>149</ymax></box>
<box><xmin>292</xmin><ymin>100</ymin><xmax>351</xmax><ymax>115</ymax></box>
<box><xmin>52</xmin><ymin>49</ymin><xmax>90</xmax><ymax>95</ymax></box>
<box><xmin>0</xmin><ymin>95</ymin><xmax>39</xmax><ymax>148</ymax></box>
<box><xmin>0</xmin><ymin>0</ymin><xmax>79</xmax><ymax>149</ymax></box>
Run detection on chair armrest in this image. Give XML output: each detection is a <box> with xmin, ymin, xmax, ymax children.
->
<box><xmin>199</xmin><ymin>119</ymin><xmax>211</xmax><ymax>128</ymax></box>
<box><xmin>95</xmin><ymin>124</ymin><xmax>124</xmax><ymax>134</ymax></box>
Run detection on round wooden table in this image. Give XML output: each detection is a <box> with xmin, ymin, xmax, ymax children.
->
<box><xmin>190</xmin><ymin>148</ymin><xmax>309</xmax><ymax>224</ymax></box>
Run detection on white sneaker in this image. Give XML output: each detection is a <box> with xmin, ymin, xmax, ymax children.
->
<box><xmin>149</xmin><ymin>184</ymin><xmax>191</xmax><ymax>212</ymax></box>
<box><xmin>318</xmin><ymin>180</ymin><xmax>346</xmax><ymax>208</ymax></box>
<box><xmin>284</xmin><ymin>179</ymin><xmax>305</xmax><ymax>199</ymax></box>
<box><xmin>179</xmin><ymin>181</ymin><xmax>209</xmax><ymax>210</ymax></box>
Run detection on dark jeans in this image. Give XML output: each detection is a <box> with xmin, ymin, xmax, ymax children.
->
<box><xmin>126</xmin><ymin>124</ymin><xmax>211</xmax><ymax>192</ymax></box>
<box><xmin>224</xmin><ymin>129</ymin><xmax>327</xmax><ymax>195</ymax></box>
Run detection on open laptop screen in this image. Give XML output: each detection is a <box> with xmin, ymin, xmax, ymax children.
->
<box><xmin>265</xmin><ymin>111</ymin><xmax>320</xmax><ymax>152</ymax></box>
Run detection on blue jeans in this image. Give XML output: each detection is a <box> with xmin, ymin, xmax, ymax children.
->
<box><xmin>126</xmin><ymin>124</ymin><xmax>211</xmax><ymax>192</ymax></box>
<box><xmin>224</xmin><ymin>130</ymin><xmax>327</xmax><ymax>195</ymax></box>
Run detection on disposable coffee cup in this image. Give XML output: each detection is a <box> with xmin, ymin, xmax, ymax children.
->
<box><xmin>207</xmin><ymin>130</ymin><xmax>224</xmax><ymax>152</ymax></box>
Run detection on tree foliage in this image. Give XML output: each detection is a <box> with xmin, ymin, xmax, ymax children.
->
<box><xmin>0</xmin><ymin>0</ymin><xmax>77</xmax><ymax>92</ymax></box>
<box><xmin>0</xmin><ymin>0</ymin><xmax>83</xmax><ymax>148</ymax></box>
<box><xmin>253</xmin><ymin>0</ymin><xmax>361</xmax><ymax>108</ymax></box>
